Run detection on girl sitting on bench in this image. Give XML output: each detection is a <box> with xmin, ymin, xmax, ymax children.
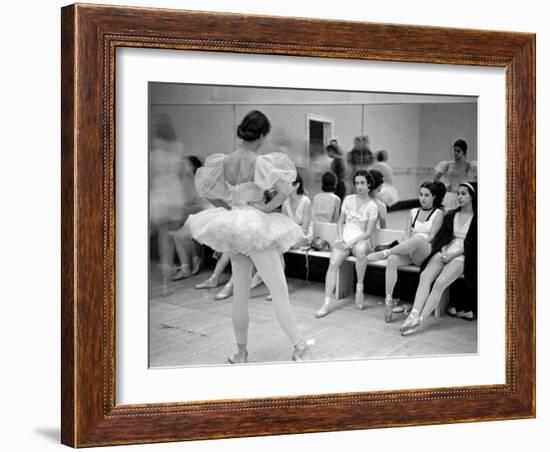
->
<box><xmin>399</xmin><ymin>182</ymin><xmax>477</xmax><ymax>336</ymax></box>
<box><xmin>366</xmin><ymin>181</ymin><xmax>446</xmax><ymax>323</ymax></box>
<box><xmin>316</xmin><ymin>169</ymin><xmax>380</xmax><ymax>317</ymax></box>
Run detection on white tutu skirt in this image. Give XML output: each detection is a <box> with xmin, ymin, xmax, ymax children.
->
<box><xmin>187</xmin><ymin>206</ymin><xmax>304</xmax><ymax>255</ymax></box>
<box><xmin>377</xmin><ymin>183</ymin><xmax>399</xmax><ymax>207</ymax></box>
<box><xmin>149</xmin><ymin>185</ymin><xmax>185</xmax><ymax>225</ymax></box>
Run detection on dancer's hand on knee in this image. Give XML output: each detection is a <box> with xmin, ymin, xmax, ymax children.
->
<box><xmin>343</xmin><ymin>240</ymin><xmax>355</xmax><ymax>250</ymax></box>
<box><xmin>334</xmin><ymin>239</ymin><xmax>345</xmax><ymax>249</ymax></box>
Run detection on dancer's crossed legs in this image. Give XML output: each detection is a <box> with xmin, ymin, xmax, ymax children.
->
<box><xmin>401</xmin><ymin>254</ymin><xmax>464</xmax><ymax>334</ymax></box>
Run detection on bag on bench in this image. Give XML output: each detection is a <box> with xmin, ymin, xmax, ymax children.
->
<box><xmin>374</xmin><ymin>240</ymin><xmax>399</xmax><ymax>252</ymax></box>
<box><xmin>310</xmin><ymin>237</ymin><xmax>331</xmax><ymax>252</ymax></box>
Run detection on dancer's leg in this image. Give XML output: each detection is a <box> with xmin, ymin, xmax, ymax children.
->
<box><xmin>400</xmin><ymin>254</ymin><xmax>444</xmax><ymax>332</ymax></box>
<box><xmin>325</xmin><ymin>248</ymin><xmax>350</xmax><ymax>298</ymax></box>
<box><xmin>420</xmin><ymin>259</ymin><xmax>464</xmax><ymax>320</ymax></box>
<box><xmin>172</xmin><ymin>226</ymin><xmax>194</xmax><ymax>280</ymax></box>
<box><xmin>195</xmin><ymin>251</ymin><xmax>231</xmax><ymax>289</ymax></box>
<box><xmin>158</xmin><ymin>221</ymin><xmax>178</xmax><ymax>270</ymax></box>
<box><xmin>386</xmin><ymin>254</ymin><xmax>412</xmax><ymax>297</ymax></box>
<box><xmin>157</xmin><ymin>220</ymin><xmax>179</xmax><ymax>294</ymax></box>
<box><xmin>227</xmin><ymin>253</ymin><xmax>253</xmax><ymax>362</ymax></box>
<box><xmin>368</xmin><ymin>235</ymin><xmax>428</xmax><ymax>262</ymax></box>
<box><xmin>249</xmin><ymin>249</ymin><xmax>301</xmax><ymax>345</ymax></box>
<box><xmin>388</xmin><ymin>235</ymin><xmax>426</xmax><ymax>256</ymax></box>
<box><xmin>352</xmin><ymin>240</ymin><xmax>369</xmax><ymax>309</ymax></box>
<box><xmin>173</xmin><ymin>227</ymin><xmax>191</xmax><ymax>267</ymax></box>
<box><xmin>316</xmin><ymin>247</ymin><xmax>349</xmax><ymax>317</ymax></box>
<box><xmin>214</xmin><ymin>253</ymin><xmax>230</xmax><ymax>278</ymax></box>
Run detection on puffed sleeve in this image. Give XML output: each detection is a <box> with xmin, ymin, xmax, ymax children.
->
<box><xmin>469</xmin><ymin>160</ymin><xmax>478</xmax><ymax>181</ymax></box>
<box><xmin>434</xmin><ymin>160</ymin><xmax>450</xmax><ymax>175</ymax></box>
<box><xmin>376</xmin><ymin>199</ymin><xmax>387</xmax><ymax>221</ymax></box>
<box><xmin>254</xmin><ymin>152</ymin><xmax>297</xmax><ymax>191</ymax></box>
<box><xmin>194</xmin><ymin>153</ymin><xmax>231</xmax><ymax>203</ymax></box>
<box><xmin>365</xmin><ymin>201</ymin><xmax>379</xmax><ymax>221</ymax></box>
<box><xmin>341</xmin><ymin>195</ymin><xmax>351</xmax><ymax>215</ymax></box>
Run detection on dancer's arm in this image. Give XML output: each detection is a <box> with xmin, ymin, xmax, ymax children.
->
<box><xmin>332</xmin><ymin>197</ymin><xmax>341</xmax><ymax>223</ymax></box>
<box><xmin>427</xmin><ymin>210</ymin><xmax>444</xmax><ymax>243</ymax></box>
<box><xmin>344</xmin><ymin>218</ymin><xmax>376</xmax><ymax>248</ymax></box>
<box><xmin>334</xmin><ymin>210</ymin><xmax>346</xmax><ymax>249</ymax></box>
<box><xmin>208</xmin><ymin>199</ymin><xmax>231</xmax><ymax>209</ymax></box>
<box><xmin>434</xmin><ymin>160</ymin><xmax>448</xmax><ymax>182</ymax></box>
<box><xmin>302</xmin><ymin>198</ymin><xmax>312</xmax><ymax>235</ymax></box>
<box><xmin>403</xmin><ymin>210</ymin><xmax>413</xmax><ymax>240</ymax></box>
<box><xmin>254</xmin><ymin>179</ymin><xmax>291</xmax><ymax>212</ymax></box>
<box><xmin>377</xmin><ymin>201</ymin><xmax>387</xmax><ymax>229</ymax></box>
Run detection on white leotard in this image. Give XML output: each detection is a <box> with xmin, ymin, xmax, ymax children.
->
<box><xmin>410</xmin><ymin>208</ymin><xmax>440</xmax><ymax>240</ymax></box>
<box><xmin>442</xmin><ymin>214</ymin><xmax>473</xmax><ymax>262</ymax></box>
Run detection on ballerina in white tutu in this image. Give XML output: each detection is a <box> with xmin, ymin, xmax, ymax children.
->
<box><xmin>187</xmin><ymin>110</ymin><xmax>312</xmax><ymax>363</ymax></box>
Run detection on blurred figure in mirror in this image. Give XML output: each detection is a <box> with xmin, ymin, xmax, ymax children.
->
<box><xmin>371</xmin><ymin>150</ymin><xmax>399</xmax><ymax>207</ymax></box>
<box><xmin>149</xmin><ymin>113</ymin><xmax>185</xmax><ymax>296</ymax></box>
<box><xmin>326</xmin><ymin>139</ymin><xmax>347</xmax><ymax>200</ymax></box>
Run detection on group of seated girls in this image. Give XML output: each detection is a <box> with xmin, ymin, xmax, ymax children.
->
<box><xmin>315</xmin><ymin>172</ymin><xmax>477</xmax><ymax>337</ymax></box>
<box><xmin>172</xmin><ymin>165</ymin><xmax>477</xmax><ymax>337</ymax></box>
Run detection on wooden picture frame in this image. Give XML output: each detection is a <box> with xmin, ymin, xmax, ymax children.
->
<box><xmin>61</xmin><ymin>3</ymin><xmax>535</xmax><ymax>447</ymax></box>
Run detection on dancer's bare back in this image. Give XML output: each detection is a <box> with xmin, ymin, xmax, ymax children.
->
<box><xmin>223</xmin><ymin>150</ymin><xmax>257</xmax><ymax>185</ymax></box>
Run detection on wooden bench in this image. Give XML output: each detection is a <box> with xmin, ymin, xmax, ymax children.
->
<box><xmin>286</xmin><ymin>222</ymin><xmax>456</xmax><ymax>316</ymax></box>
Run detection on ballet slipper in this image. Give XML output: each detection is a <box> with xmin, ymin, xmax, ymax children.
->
<box><xmin>366</xmin><ymin>249</ymin><xmax>390</xmax><ymax>262</ymax></box>
<box><xmin>195</xmin><ymin>275</ymin><xmax>220</xmax><ymax>289</ymax></box>
<box><xmin>227</xmin><ymin>348</ymin><xmax>248</xmax><ymax>364</ymax></box>
<box><xmin>400</xmin><ymin>310</ymin><xmax>423</xmax><ymax>336</ymax></box>
<box><xmin>214</xmin><ymin>281</ymin><xmax>233</xmax><ymax>300</ymax></box>
<box><xmin>292</xmin><ymin>341</ymin><xmax>313</xmax><ymax>362</ymax></box>
<box><xmin>400</xmin><ymin>316</ymin><xmax>423</xmax><ymax>336</ymax></box>
<box><xmin>392</xmin><ymin>301</ymin><xmax>411</xmax><ymax>314</ymax></box>
<box><xmin>399</xmin><ymin>309</ymin><xmax>420</xmax><ymax>333</ymax></box>
<box><xmin>456</xmin><ymin>310</ymin><xmax>475</xmax><ymax>321</ymax></box>
<box><xmin>315</xmin><ymin>297</ymin><xmax>332</xmax><ymax>318</ymax></box>
<box><xmin>447</xmin><ymin>306</ymin><xmax>457</xmax><ymax>317</ymax></box>
<box><xmin>171</xmin><ymin>265</ymin><xmax>191</xmax><ymax>281</ymax></box>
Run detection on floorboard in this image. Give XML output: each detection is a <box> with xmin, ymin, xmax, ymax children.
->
<box><xmin>149</xmin><ymin>265</ymin><xmax>477</xmax><ymax>367</ymax></box>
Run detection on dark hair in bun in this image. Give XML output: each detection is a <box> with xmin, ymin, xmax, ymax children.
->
<box><xmin>453</xmin><ymin>139</ymin><xmax>468</xmax><ymax>154</ymax></box>
<box><xmin>321</xmin><ymin>171</ymin><xmax>337</xmax><ymax>192</ymax></box>
<box><xmin>237</xmin><ymin>110</ymin><xmax>271</xmax><ymax>141</ymax></box>
<box><xmin>419</xmin><ymin>181</ymin><xmax>446</xmax><ymax>209</ymax></box>
<box><xmin>368</xmin><ymin>169</ymin><xmax>384</xmax><ymax>192</ymax></box>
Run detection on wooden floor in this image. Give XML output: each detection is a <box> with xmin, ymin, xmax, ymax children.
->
<box><xmin>149</xmin><ymin>265</ymin><xmax>477</xmax><ymax>368</ymax></box>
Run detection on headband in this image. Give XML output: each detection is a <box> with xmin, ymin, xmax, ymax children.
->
<box><xmin>460</xmin><ymin>182</ymin><xmax>476</xmax><ymax>193</ymax></box>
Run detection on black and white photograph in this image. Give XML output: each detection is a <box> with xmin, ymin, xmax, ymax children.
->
<box><xmin>148</xmin><ymin>83</ymin><xmax>478</xmax><ymax>367</ymax></box>
<box><xmin>4</xmin><ymin>0</ymin><xmax>545</xmax><ymax>450</ymax></box>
